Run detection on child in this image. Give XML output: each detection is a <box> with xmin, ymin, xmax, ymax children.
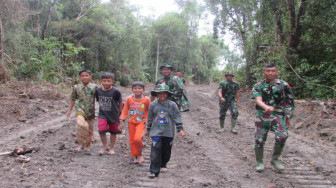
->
<box><xmin>66</xmin><ymin>69</ymin><xmax>98</xmax><ymax>152</ymax></box>
<box><xmin>145</xmin><ymin>84</ymin><xmax>185</xmax><ymax>178</ymax></box>
<box><xmin>95</xmin><ymin>72</ymin><xmax>123</xmax><ymax>155</ymax></box>
<box><xmin>120</xmin><ymin>81</ymin><xmax>151</xmax><ymax>164</ymax></box>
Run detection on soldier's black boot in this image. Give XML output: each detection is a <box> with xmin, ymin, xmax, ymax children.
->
<box><xmin>271</xmin><ymin>143</ymin><xmax>285</xmax><ymax>170</ymax></box>
<box><xmin>255</xmin><ymin>147</ymin><xmax>264</xmax><ymax>172</ymax></box>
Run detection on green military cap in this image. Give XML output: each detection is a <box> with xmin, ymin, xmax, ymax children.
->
<box><xmin>159</xmin><ymin>63</ymin><xmax>174</xmax><ymax>70</ymax></box>
<box><xmin>225</xmin><ymin>71</ymin><xmax>234</xmax><ymax>76</ymax></box>
<box><xmin>151</xmin><ymin>84</ymin><xmax>173</xmax><ymax>96</ymax></box>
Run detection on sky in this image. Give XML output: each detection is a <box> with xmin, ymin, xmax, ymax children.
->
<box><xmin>128</xmin><ymin>0</ymin><xmax>214</xmax><ymax>35</ymax></box>
<box><xmin>101</xmin><ymin>0</ymin><xmax>214</xmax><ymax>35</ymax></box>
<box><xmin>127</xmin><ymin>0</ymin><xmax>180</xmax><ymax>17</ymax></box>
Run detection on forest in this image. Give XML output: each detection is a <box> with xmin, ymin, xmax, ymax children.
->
<box><xmin>0</xmin><ymin>0</ymin><xmax>335</xmax><ymax>99</ymax></box>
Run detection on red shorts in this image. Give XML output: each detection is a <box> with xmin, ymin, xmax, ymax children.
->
<box><xmin>98</xmin><ymin>119</ymin><xmax>121</xmax><ymax>134</ymax></box>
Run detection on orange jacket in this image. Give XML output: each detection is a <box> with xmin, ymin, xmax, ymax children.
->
<box><xmin>120</xmin><ymin>96</ymin><xmax>151</xmax><ymax>123</ymax></box>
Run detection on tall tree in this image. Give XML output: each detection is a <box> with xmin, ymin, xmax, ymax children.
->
<box><xmin>205</xmin><ymin>0</ymin><xmax>259</xmax><ymax>87</ymax></box>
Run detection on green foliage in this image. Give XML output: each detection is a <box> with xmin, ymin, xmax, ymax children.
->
<box><xmin>15</xmin><ymin>37</ymin><xmax>85</xmax><ymax>83</ymax></box>
<box><xmin>204</xmin><ymin>0</ymin><xmax>336</xmax><ymax>99</ymax></box>
<box><xmin>6</xmin><ymin>0</ymin><xmax>336</xmax><ymax>100</ymax></box>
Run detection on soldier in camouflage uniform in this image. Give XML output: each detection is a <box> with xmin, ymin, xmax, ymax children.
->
<box><xmin>151</xmin><ymin>64</ymin><xmax>191</xmax><ymax>112</ymax></box>
<box><xmin>251</xmin><ymin>63</ymin><xmax>295</xmax><ymax>172</ymax></box>
<box><xmin>218</xmin><ymin>71</ymin><xmax>240</xmax><ymax>133</ymax></box>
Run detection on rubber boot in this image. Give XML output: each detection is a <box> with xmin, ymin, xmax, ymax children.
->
<box><xmin>231</xmin><ymin>119</ymin><xmax>238</xmax><ymax>134</ymax></box>
<box><xmin>255</xmin><ymin>147</ymin><xmax>265</xmax><ymax>172</ymax></box>
<box><xmin>271</xmin><ymin>143</ymin><xmax>285</xmax><ymax>170</ymax></box>
<box><xmin>219</xmin><ymin>119</ymin><xmax>225</xmax><ymax>132</ymax></box>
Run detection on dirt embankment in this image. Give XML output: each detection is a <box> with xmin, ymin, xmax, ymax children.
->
<box><xmin>0</xmin><ymin>82</ymin><xmax>335</xmax><ymax>187</ymax></box>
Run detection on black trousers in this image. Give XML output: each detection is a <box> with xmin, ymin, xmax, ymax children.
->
<box><xmin>149</xmin><ymin>136</ymin><xmax>173</xmax><ymax>175</ymax></box>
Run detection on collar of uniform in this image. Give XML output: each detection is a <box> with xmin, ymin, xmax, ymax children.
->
<box><xmin>264</xmin><ymin>79</ymin><xmax>281</xmax><ymax>84</ymax></box>
<box><xmin>158</xmin><ymin>100</ymin><xmax>169</xmax><ymax>106</ymax></box>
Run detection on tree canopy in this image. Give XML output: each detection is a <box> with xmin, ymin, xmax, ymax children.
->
<box><xmin>0</xmin><ymin>0</ymin><xmax>335</xmax><ymax>99</ymax></box>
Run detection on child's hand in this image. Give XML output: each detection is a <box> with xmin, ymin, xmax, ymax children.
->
<box><xmin>119</xmin><ymin>121</ymin><xmax>125</xmax><ymax>130</ymax></box>
<box><xmin>144</xmin><ymin>130</ymin><xmax>149</xmax><ymax>137</ymax></box>
<box><xmin>66</xmin><ymin>111</ymin><xmax>71</xmax><ymax>119</ymax></box>
<box><xmin>178</xmin><ymin>130</ymin><xmax>185</xmax><ymax>138</ymax></box>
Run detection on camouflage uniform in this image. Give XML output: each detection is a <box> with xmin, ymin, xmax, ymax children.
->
<box><xmin>252</xmin><ymin>79</ymin><xmax>295</xmax><ymax>148</ymax></box>
<box><xmin>218</xmin><ymin>80</ymin><xmax>240</xmax><ymax>121</ymax></box>
<box><xmin>70</xmin><ymin>82</ymin><xmax>98</xmax><ymax>147</ymax></box>
<box><xmin>155</xmin><ymin>76</ymin><xmax>190</xmax><ymax>112</ymax></box>
<box><xmin>70</xmin><ymin>83</ymin><xmax>98</xmax><ymax>120</ymax></box>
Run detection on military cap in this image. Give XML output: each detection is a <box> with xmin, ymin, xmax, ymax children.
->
<box><xmin>151</xmin><ymin>84</ymin><xmax>173</xmax><ymax>96</ymax></box>
<box><xmin>225</xmin><ymin>71</ymin><xmax>234</xmax><ymax>77</ymax></box>
<box><xmin>159</xmin><ymin>63</ymin><xmax>174</xmax><ymax>70</ymax></box>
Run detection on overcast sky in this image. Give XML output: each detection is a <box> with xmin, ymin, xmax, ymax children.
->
<box><xmin>101</xmin><ymin>0</ymin><xmax>214</xmax><ymax>35</ymax></box>
<box><xmin>128</xmin><ymin>0</ymin><xmax>180</xmax><ymax>17</ymax></box>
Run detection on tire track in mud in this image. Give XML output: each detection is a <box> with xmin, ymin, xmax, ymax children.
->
<box><xmin>1</xmin><ymin>84</ymin><xmax>335</xmax><ymax>187</ymax></box>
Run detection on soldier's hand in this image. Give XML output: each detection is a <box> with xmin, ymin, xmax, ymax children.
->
<box><xmin>264</xmin><ymin>105</ymin><xmax>275</xmax><ymax>114</ymax></box>
<box><xmin>220</xmin><ymin>97</ymin><xmax>225</xmax><ymax>103</ymax></box>
<box><xmin>237</xmin><ymin>101</ymin><xmax>240</xmax><ymax>107</ymax></box>
<box><xmin>286</xmin><ymin>118</ymin><xmax>291</xmax><ymax>128</ymax></box>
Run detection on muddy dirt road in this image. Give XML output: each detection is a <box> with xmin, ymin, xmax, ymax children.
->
<box><xmin>0</xmin><ymin>83</ymin><xmax>335</xmax><ymax>187</ymax></box>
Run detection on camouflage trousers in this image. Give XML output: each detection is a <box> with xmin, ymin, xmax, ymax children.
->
<box><xmin>219</xmin><ymin>100</ymin><xmax>239</xmax><ymax>120</ymax></box>
<box><xmin>172</xmin><ymin>89</ymin><xmax>191</xmax><ymax>112</ymax></box>
<box><xmin>177</xmin><ymin>94</ymin><xmax>191</xmax><ymax>112</ymax></box>
<box><xmin>254</xmin><ymin>112</ymin><xmax>288</xmax><ymax>148</ymax></box>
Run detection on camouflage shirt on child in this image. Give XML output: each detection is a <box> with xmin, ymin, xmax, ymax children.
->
<box><xmin>71</xmin><ymin>83</ymin><xmax>98</xmax><ymax>120</ymax></box>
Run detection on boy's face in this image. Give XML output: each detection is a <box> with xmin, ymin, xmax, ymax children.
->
<box><xmin>175</xmin><ymin>72</ymin><xmax>182</xmax><ymax>78</ymax></box>
<box><xmin>132</xmin><ymin>85</ymin><xmax>144</xmax><ymax>96</ymax></box>
<box><xmin>157</xmin><ymin>91</ymin><xmax>168</xmax><ymax>102</ymax></box>
<box><xmin>101</xmin><ymin>78</ymin><xmax>114</xmax><ymax>90</ymax></box>
<box><xmin>79</xmin><ymin>72</ymin><xmax>92</xmax><ymax>85</ymax></box>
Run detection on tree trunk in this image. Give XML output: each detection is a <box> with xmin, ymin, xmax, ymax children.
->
<box><xmin>0</xmin><ymin>18</ymin><xmax>6</xmax><ymax>83</ymax></box>
<box><xmin>41</xmin><ymin>0</ymin><xmax>56</xmax><ymax>40</ymax></box>
<box><xmin>0</xmin><ymin>18</ymin><xmax>3</xmax><ymax>67</ymax></box>
<box><xmin>286</xmin><ymin>0</ymin><xmax>296</xmax><ymax>48</ymax></box>
<box><xmin>155</xmin><ymin>38</ymin><xmax>160</xmax><ymax>82</ymax></box>
<box><xmin>286</xmin><ymin>0</ymin><xmax>306</xmax><ymax>49</ymax></box>
<box><xmin>286</xmin><ymin>0</ymin><xmax>307</xmax><ymax>70</ymax></box>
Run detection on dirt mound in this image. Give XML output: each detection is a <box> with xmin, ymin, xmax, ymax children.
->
<box><xmin>292</xmin><ymin>101</ymin><xmax>336</xmax><ymax>146</ymax></box>
<box><xmin>0</xmin><ymin>81</ymin><xmax>67</xmax><ymax>126</ymax></box>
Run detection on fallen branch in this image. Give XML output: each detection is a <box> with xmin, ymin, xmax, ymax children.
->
<box><xmin>0</xmin><ymin>146</ymin><xmax>39</xmax><ymax>156</ymax></box>
<box><xmin>0</xmin><ymin>97</ymin><xmax>18</xmax><ymax>100</ymax></box>
<box><xmin>0</xmin><ymin>151</ymin><xmax>13</xmax><ymax>156</ymax></box>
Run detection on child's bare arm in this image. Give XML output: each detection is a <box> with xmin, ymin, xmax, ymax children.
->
<box><xmin>66</xmin><ymin>100</ymin><xmax>75</xmax><ymax>118</ymax></box>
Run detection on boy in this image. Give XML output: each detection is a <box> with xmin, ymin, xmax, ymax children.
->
<box><xmin>95</xmin><ymin>73</ymin><xmax>123</xmax><ymax>155</ymax></box>
<box><xmin>146</xmin><ymin>84</ymin><xmax>185</xmax><ymax>178</ymax></box>
<box><xmin>66</xmin><ymin>69</ymin><xmax>98</xmax><ymax>152</ymax></box>
<box><xmin>120</xmin><ymin>81</ymin><xmax>151</xmax><ymax>163</ymax></box>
